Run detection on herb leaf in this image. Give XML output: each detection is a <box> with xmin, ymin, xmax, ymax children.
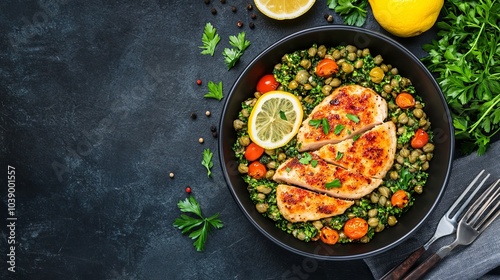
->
<box><xmin>173</xmin><ymin>196</ymin><xmax>223</xmax><ymax>251</ymax></box>
<box><xmin>346</xmin><ymin>113</ymin><xmax>360</xmax><ymax>123</ymax></box>
<box><xmin>327</xmin><ymin>0</ymin><xmax>368</xmax><ymax>27</ymax></box>
<box><xmin>200</xmin><ymin>23</ymin><xmax>221</xmax><ymax>56</ymax></box>
<box><xmin>309</xmin><ymin>118</ymin><xmax>330</xmax><ymax>134</ymax></box>
<box><xmin>299</xmin><ymin>152</ymin><xmax>313</xmax><ymax>164</ymax></box>
<box><xmin>325</xmin><ymin>179</ymin><xmax>342</xmax><ymax>189</ymax></box>
<box><xmin>279</xmin><ymin>110</ymin><xmax>287</xmax><ymax>120</ymax></box>
<box><xmin>334</xmin><ymin>124</ymin><xmax>345</xmax><ymax>135</ymax></box>
<box><xmin>335</xmin><ymin>151</ymin><xmax>343</xmax><ymax>160</ymax></box>
<box><xmin>204</xmin><ymin>81</ymin><xmax>223</xmax><ymax>101</ymax></box>
<box><xmin>223</xmin><ymin>32</ymin><xmax>251</xmax><ymax>69</ymax></box>
<box><xmin>202</xmin><ymin>148</ymin><xmax>214</xmax><ymax>177</ymax></box>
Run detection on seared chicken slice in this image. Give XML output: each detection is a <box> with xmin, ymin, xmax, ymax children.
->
<box><xmin>297</xmin><ymin>85</ymin><xmax>388</xmax><ymax>152</ymax></box>
<box><xmin>314</xmin><ymin>122</ymin><xmax>397</xmax><ymax>179</ymax></box>
<box><xmin>273</xmin><ymin>154</ymin><xmax>382</xmax><ymax>200</ymax></box>
<box><xmin>276</xmin><ymin>184</ymin><xmax>354</xmax><ymax>223</ymax></box>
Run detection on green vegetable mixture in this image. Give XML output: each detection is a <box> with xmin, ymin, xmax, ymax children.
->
<box><xmin>232</xmin><ymin>44</ymin><xmax>435</xmax><ymax>244</ymax></box>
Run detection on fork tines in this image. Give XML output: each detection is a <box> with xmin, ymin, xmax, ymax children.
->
<box><xmin>463</xmin><ymin>179</ymin><xmax>500</xmax><ymax>232</ymax></box>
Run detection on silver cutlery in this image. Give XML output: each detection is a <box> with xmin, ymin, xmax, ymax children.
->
<box><xmin>403</xmin><ymin>177</ymin><xmax>500</xmax><ymax>280</ymax></box>
<box><xmin>380</xmin><ymin>170</ymin><xmax>491</xmax><ymax>280</ymax></box>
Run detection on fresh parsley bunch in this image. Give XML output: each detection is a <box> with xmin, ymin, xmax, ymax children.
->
<box><xmin>223</xmin><ymin>32</ymin><xmax>250</xmax><ymax>69</ymax></box>
<box><xmin>422</xmin><ymin>0</ymin><xmax>500</xmax><ymax>155</ymax></box>
<box><xmin>173</xmin><ymin>196</ymin><xmax>223</xmax><ymax>252</ymax></box>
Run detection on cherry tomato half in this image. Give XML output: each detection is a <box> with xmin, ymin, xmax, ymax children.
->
<box><xmin>315</xmin><ymin>58</ymin><xmax>339</xmax><ymax>78</ymax></box>
<box><xmin>320</xmin><ymin>226</ymin><xmax>339</xmax><ymax>245</ymax></box>
<box><xmin>391</xmin><ymin>189</ymin><xmax>409</xmax><ymax>208</ymax></box>
<box><xmin>343</xmin><ymin>217</ymin><xmax>368</xmax><ymax>240</ymax></box>
<box><xmin>245</xmin><ymin>142</ymin><xmax>265</xmax><ymax>161</ymax></box>
<box><xmin>248</xmin><ymin>161</ymin><xmax>267</xmax><ymax>179</ymax></box>
<box><xmin>411</xmin><ymin>128</ymin><xmax>429</xmax><ymax>149</ymax></box>
<box><xmin>256</xmin><ymin>74</ymin><xmax>279</xmax><ymax>93</ymax></box>
<box><xmin>395</xmin><ymin>92</ymin><xmax>416</xmax><ymax>109</ymax></box>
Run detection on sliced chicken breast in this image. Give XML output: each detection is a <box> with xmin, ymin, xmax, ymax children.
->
<box><xmin>273</xmin><ymin>154</ymin><xmax>383</xmax><ymax>199</ymax></box>
<box><xmin>276</xmin><ymin>184</ymin><xmax>354</xmax><ymax>223</ymax></box>
<box><xmin>297</xmin><ymin>85</ymin><xmax>388</xmax><ymax>152</ymax></box>
<box><xmin>314</xmin><ymin>121</ymin><xmax>397</xmax><ymax>179</ymax></box>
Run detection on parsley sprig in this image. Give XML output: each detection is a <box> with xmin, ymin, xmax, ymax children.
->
<box><xmin>200</xmin><ymin>23</ymin><xmax>220</xmax><ymax>56</ymax></box>
<box><xmin>309</xmin><ymin>118</ymin><xmax>330</xmax><ymax>134</ymax></box>
<box><xmin>422</xmin><ymin>0</ymin><xmax>500</xmax><ymax>155</ymax></box>
<box><xmin>327</xmin><ymin>0</ymin><xmax>368</xmax><ymax>27</ymax></box>
<box><xmin>204</xmin><ymin>81</ymin><xmax>223</xmax><ymax>101</ymax></box>
<box><xmin>173</xmin><ymin>196</ymin><xmax>223</xmax><ymax>252</ymax></box>
<box><xmin>202</xmin><ymin>148</ymin><xmax>214</xmax><ymax>177</ymax></box>
<box><xmin>223</xmin><ymin>32</ymin><xmax>250</xmax><ymax>69</ymax></box>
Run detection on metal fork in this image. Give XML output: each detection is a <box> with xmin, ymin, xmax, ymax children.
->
<box><xmin>380</xmin><ymin>170</ymin><xmax>491</xmax><ymax>280</ymax></box>
<box><xmin>403</xmin><ymin>178</ymin><xmax>500</xmax><ymax>280</ymax></box>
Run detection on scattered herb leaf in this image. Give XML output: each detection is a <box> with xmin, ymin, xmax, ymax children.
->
<box><xmin>311</xmin><ymin>160</ymin><xmax>318</xmax><ymax>167</ymax></box>
<box><xmin>279</xmin><ymin>110</ymin><xmax>287</xmax><ymax>120</ymax></box>
<box><xmin>309</xmin><ymin>118</ymin><xmax>330</xmax><ymax>134</ymax></box>
<box><xmin>223</xmin><ymin>32</ymin><xmax>250</xmax><ymax>69</ymax></box>
<box><xmin>204</xmin><ymin>81</ymin><xmax>223</xmax><ymax>101</ymax></box>
<box><xmin>325</xmin><ymin>179</ymin><xmax>342</xmax><ymax>189</ymax></box>
<box><xmin>200</xmin><ymin>23</ymin><xmax>221</xmax><ymax>56</ymax></box>
<box><xmin>346</xmin><ymin>113</ymin><xmax>360</xmax><ymax>123</ymax></box>
<box><xmin>353</xmin><ymin>134</ymin><xmax>361</xmax><ymax>141</ymax></box>
<box><xmin>336</xmin><ymin>151</ymin><xmax>344</xmax><ymax>160</ymax></box>
<box><xmin>173</xmin><ymin>195</ymin><xmax>223</xmax><ymax>251</ymax></box>
<box><xmin>299</xmin><ymin>152</ymin><xmax>313</xmax><ymax>164</ymax></box>
<box><xmin>202</xmin><ymin>148</ymin><xmax>214</xmax><ymax>177</ymax></box>
<box><xmin>334</xmin><ymin>124</ymin><xmax>345</xmax><ymax>135</ymax></box>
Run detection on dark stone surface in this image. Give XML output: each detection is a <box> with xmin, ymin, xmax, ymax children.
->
<box><xmin>1</xmin><ymin>1</ymin><xmax>439</xmax><ymax>279</ymax></box>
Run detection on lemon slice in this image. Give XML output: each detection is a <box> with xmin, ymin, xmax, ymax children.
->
<box><xmin>248</xmin><ymin>91</ymin><xmax>303</xmax><ymax>149</ymax></box>
<box><xmin>254</xmin><ymin>0</ymin><xmax>316</xmax><ymax>20</ymax></box>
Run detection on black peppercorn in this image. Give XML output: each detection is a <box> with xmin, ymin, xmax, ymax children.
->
<box><xmin>211</xmin><ymin>8</ymin><xmax>217</xmax><ymax>15</ymax></box>
<box><xmin>231</xmin><ymin>6</ymin><xmax>237</xmax><ymax>12</ymax></box>
<box><xmin>246</xmin><ymin>4</ymin><xmax>253</xmax><ymax>10</ymax></box>
<box><xmin>204</xmin><ymin>0</ymin><xmax>210</xmax><ymax>4</ymax></box>
<box><xmin>190</xmin><ymin>112</ymin><xmax>197</xmax><ymax>120</ymax></box>
<box><xmin>210</xmin><ymin>125</ymin><xmax>216</xmax><ymax>132</ymax></box>
<box><xmin>212</xmin><ymin>131</ymin><xmax>218</xmax><ymax>138</ymax></box>
<box><xmin>249</xmin><ymin>22</ymin><xmax>255</xmax><ymax>29</ymax></box>
<box><xmin>220</xmin><ymin>0</ymin><xmax>226</xmax><ymax>3</ymax></box>
<box><xmin>251</xmin><ymin>13</ymin><xmax>257</xmax><ymax>19</ymax></box>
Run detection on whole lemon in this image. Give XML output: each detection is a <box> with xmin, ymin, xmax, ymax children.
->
<box><xmin>369</xmin><ymin>0</ymin><xmax>444</xmax><ymax>37</ymax></box>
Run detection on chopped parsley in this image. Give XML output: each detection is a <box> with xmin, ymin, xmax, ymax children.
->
<box><xmin>309</xmin><ymin>118</ymin><xmax>330</xmax><ymax>134</ymax></box>
<box><xmin>201</xmin><ymin>148</ymin><xmax>214</xmax><ymax>177</ymax></box>
<box><xmin>336</xmin><ymin>151</ymin><xmax>344</xmax><ymax>160</ymax></box>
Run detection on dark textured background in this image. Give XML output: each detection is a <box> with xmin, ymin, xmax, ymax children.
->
<box><xmin>1</xmin><ymin>1</ymin><xmax>443</xmax><ymax>279</ymax></box>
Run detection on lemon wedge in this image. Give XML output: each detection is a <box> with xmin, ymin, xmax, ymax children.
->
<box><xmin>248</xmin><ymin>91</ymin><xmax>303</xmax><ymax>149</ymax></box>
<box><xmin>254</xmin><ymin>0</ymin><xmax>316</xmax><ymax>20</ymax></box>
